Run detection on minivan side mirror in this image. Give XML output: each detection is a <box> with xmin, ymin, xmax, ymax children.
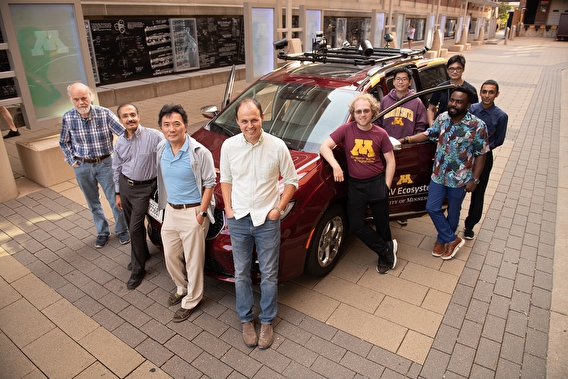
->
<box><xmin>201</xmin><ymin>105</ymin><xmax>219</xmax><ymax>119</ymax></box>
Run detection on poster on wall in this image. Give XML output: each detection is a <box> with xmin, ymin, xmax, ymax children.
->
<box><xmin>89</xmin><ymin>18</ymin><xmax>174</xmax><ymax>84</ymax></box>
<box><xmin>170</xmin><ymin>18</ymin><xmax>199</xmax><ymax>72</ymax></box>
<box><xmin>196</xmin><ymin>17</ymin><xmax>245</xmax><ymax>69</ymax></box>
<box><xmin>10</xmin><ymin>3</ymin><xmax>87</xmax><ymax>120</ymax></box>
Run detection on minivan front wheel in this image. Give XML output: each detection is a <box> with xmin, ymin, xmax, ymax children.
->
<box><xmin>304</xmin><ymin>204</ymin><xmax>347</xmax><ymax>277</ymax></box>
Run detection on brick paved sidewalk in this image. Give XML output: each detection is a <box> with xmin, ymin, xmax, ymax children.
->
<box><xmin>1</xmin><ymin>37</ymin><xmax>567</xmax><ymax>378</ymax></box>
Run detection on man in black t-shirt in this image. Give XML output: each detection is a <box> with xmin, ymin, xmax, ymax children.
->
<box><xmin>427</xmin><ymin>55</ymin><xmax>478</xmax><ymax>125</ymax></box>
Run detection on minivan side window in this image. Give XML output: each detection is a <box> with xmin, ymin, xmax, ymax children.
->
<box><xmin>418</xmin><ymin>65</ymin><xmax>449</xmax><ymax>107</ymax></box>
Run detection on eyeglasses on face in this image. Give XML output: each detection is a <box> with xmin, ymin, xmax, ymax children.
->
<box><xmin>447</xmin><ymin>66</ymin><xmax>464</xmax><ymax>72</ymax></box>
<box><xmin>354</xmin><ymin>108</ymin><xmax>372</xmax><ymax>115</ymax></box>
<box><xmin>394</xmin><ymin>77</ymin><xmax>409</xmax><ymax>82</ymax></box>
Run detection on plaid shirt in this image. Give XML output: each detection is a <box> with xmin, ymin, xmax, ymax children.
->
<box><xmin>59</xmin><ymin>105</ymin><xmax>125</xmax><ymax>166</ymax></box>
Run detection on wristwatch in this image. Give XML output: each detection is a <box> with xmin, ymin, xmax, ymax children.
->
<box><xmin>473</xmin><ymin>178</ymin><xmax>480</xmax><ymax>185</ymax></box>
<box><xmin>274</xmin><ymin>207</ymin><xmax>284</xmax><ymax>216</ymax></box>
<box><xmin>198</xmin><ymin>211</ymin><xmax>207</xmax><ymax>217</ymax></box>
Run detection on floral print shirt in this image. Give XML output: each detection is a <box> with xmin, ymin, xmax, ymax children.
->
<box><xmin>425</xmin><ymin>111</ymin><xmax>489</xmax><ymax>188</ymax></box>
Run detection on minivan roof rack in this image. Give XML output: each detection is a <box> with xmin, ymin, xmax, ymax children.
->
<box><xmin>275</xmin><ymin>39</ymin><xmax>429</xmax><ymax>67</ymax></box>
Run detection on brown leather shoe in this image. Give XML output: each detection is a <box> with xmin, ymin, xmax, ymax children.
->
<box><xmin>242</xmin><ymin>321</ymin><xmax>258</xmax><ymax>347</ymax></box>
<box><xmin>441</xmin><ymin>237</ymin><xmax>465</xmax><ymax>260</ymax></box>
<box><xmin>172</xmin><ymin>307</ymin><xmax>193</xmax><ymax>323</ymax></box>
<box><xmin>258</xmin><ymin>323</ymin><xmax>274</xmax><ymax>349</ymax></box>
<box><xmin>432</xmin><ymin>240</ymin><xmax>446</xmax><ymax>257</ymax></box>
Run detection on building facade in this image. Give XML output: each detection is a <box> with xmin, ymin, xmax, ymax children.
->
<box><xmin>78</xmin><ymin>0</ymin><xmax>498</xmax><ymax>86</ymax></box>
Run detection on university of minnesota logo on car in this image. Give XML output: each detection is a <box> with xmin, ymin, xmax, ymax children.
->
<box><xmin>397</xmin><ymin>174</ymin><xmax>413</xmax><ymax>185</ymax></box>
<box><xmin>390</xmin><ymin>174</ymin><xmax>429</xmax><ymax>205</ymax></box>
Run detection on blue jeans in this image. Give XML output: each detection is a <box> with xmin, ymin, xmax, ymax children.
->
<box><xmin>426</xmin><ymin>180</ymin><xmax>466</xmax><ymax>244</ymax></box>
<box><xmin>74</xmin><ymin>157</ymin><xmax>127</xmax><ymax>237</ymax></box>
<box><xmin>227</xmin><ymin>215</ymin><xmax>280</xmax><ymax>324</ymax></box>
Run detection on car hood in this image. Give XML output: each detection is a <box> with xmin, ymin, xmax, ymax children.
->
<box><xmin>192</xmin><ymin>127</ymin><xmax>321</xmax><ymax>179</ymax></box>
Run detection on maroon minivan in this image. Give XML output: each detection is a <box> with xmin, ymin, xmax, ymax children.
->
<box><xmin>147</xmin><ymin>44</ymin><xmax>449</xmax><ymax>282</ymax></box>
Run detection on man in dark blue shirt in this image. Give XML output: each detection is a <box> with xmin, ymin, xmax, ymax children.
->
<box><xmin>464</xmin><ymin>80</ymin><xmax>508</xmax><ymax>239</ymax></box>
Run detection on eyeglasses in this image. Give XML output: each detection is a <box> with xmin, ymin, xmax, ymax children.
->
<box><xmin>394</xmin><ymin>77</ymin><xmax>409</xmax><ymax>82</ymax></box>
<box><xmin>354</xmin><ymin>109</ymin><xmax>371</xmax><ymax>115</ymax></box>
<box><xmin>447</xmin><ymin>67</ymin><xmax>464</xmax><ymax>72</ymax></box>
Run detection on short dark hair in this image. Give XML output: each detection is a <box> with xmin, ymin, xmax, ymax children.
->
<box><xmin>392</xmin><ymin>67</ymin><xmax>412</xmax><ymax>81</ymax></box>
<box><xmin>234</xmin><ymin>98</ymin><xmax>263</xmax><ymax>119</ymax></box>
<box><xmin>451</xmin><ymin>85</ymin><xmax>475</xmax><ymax>104</ymax></box>
<box><xmin>158</xmin><ymin>104</ymin><xmax>188</xmax><ymax>126</ymax></box>
<box><xmin>116</xmin><ymin>103</ymin><xmax>139</xmax><ymax>117</ymax></box>
<box><xmin>481</xmin><ymin>79</ymin><xmax>499</xmax><ymax>92</ymax></box>
<box><xmin>446</xmin><ymin>55</ymin><xmax>466</xmax><ymax>68</ymax></box>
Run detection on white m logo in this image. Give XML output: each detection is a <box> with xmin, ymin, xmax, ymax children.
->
<box><xmin>30</xmin><ymin>30</ymin><xmax>69</xmax><ymax>56</ymax></box>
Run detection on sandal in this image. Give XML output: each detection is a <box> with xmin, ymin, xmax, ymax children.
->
<box><xmin>167</xmin><ymin>292</ymin><xmax>183</xmax><ymax>306</ymax></box>
<box><xmin>172</xmin><ymin>307</ymin><xmax>193</xmax><ymax>323</ymax></box>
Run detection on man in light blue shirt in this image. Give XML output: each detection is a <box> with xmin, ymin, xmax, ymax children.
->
<box><xmin>156</xmin><ymin>104</ymin><xmax>216</xmax><ymax>323</ymax></box>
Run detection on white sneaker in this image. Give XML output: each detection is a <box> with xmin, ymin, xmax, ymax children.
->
<box><xmin>389</xmin><ymin>239</ymin><xmax>398</xmax><ymax>269</ymax></box>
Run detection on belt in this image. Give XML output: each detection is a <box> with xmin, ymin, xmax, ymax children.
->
<box><xmin>168</xmin><ymin>202</ymin><xmax>200</xmax><ymax>209</ymax></box>
<box><xmin>75</xmin><ymin>154</ymin><xmax>111</xmax><ymax>163</ymax></box>
<box><xmin>122</xmin><ymin>174</ymin><xmax>157</xmax><ymax>186</ymax></box>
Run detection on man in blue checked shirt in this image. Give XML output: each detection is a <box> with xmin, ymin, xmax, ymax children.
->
<box><xmin>59</xmin><ymin>83</ymin><xmax>130</xmax><ymax>249</ymax></box>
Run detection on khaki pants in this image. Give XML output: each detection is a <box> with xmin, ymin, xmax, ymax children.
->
<box><xmin>161</xmin><ymin>204</ymin><xmax>210</xmax><ymax>309</ymax></box>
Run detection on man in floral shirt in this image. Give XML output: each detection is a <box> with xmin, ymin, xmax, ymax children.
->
<box><xmin>398</xmin><ymin>86</ymin><xmax>488</xmax><ymax>260</ymax></box>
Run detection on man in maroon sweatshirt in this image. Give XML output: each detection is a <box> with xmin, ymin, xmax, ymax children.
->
<box><xmin>376</xmin><ymin>66</ymin><xmax>428</xmax><ymax>225</ymax></box>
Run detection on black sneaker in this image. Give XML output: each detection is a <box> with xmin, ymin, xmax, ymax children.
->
<box><xmin>376</xmin><ymin>258</ymin><xmax>390</xmax><ymax>275</ymax></box>
<box><xmin>3</xmin><ymin>130</ymin><xmax>20</xmax><ymax>139</ymax></box>
<box><xmin>464</xmin><ymin>228</ymin><xmax>475</xmax><ymax>240</ymax></box>
<box><xmin>118</xmin><ymin>232</ymin><xmax>131</xmax><ymax>245</ymax></box>
<box><xmin>95</xmin><ymin>235</ymin><xmax>108</xmax><ymax>248</ymax></box>
<box><xmin>376</xmin><ymin>239</ymin><xmax>398</xmax><ymax>274</ymax></box>
<box><xmin>396</xmin><ymin>219</ymin><xmax>408</xmax><ymax>226</ymax></box>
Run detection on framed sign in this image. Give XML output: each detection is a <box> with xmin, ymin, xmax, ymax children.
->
<box><xmin>170</xmin><ymin>18</ymin><xmax>199</xmax><ymax>72</ymax></box>
<box><xmin>89</xmin><ymin>18</ymin><xmax>174</xmax><ymax>84</ymax></box>
<box><xmin>196</xmin><ymin>17</ymin><xmax>244</xmax><ymax>69</ymax></box>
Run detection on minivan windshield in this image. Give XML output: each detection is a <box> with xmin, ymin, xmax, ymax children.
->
<box><xmin>207</xmin><ymin>81</ymin><xmax>358</xmax><ymax>153</ymax></box>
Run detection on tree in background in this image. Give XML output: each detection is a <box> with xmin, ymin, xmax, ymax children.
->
<box><xmin>498</xmin><ymin>3</ymin><xmax>515</xmax><ymax>29</ymax></box>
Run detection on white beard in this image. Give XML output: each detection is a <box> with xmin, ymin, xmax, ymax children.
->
<box><xmin>77</xmin><ymin>106</ymin><xmax>90</xmax><ymax>116</ymax></box>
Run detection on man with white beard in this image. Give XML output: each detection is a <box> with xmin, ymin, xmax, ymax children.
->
<box><xmin>59</xmin><ymin>82</ymin><xmax>130</xmax><ymax>249</ymax></box>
